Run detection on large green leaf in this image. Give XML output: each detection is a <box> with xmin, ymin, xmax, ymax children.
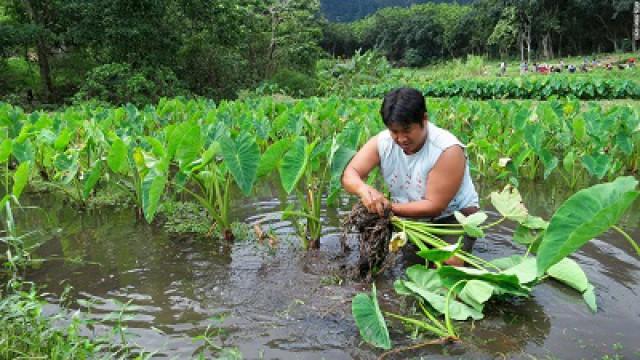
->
<box><xmin>458</xmin><ymin>280</ymin><xmax>494</xmax><ymax>312</ymax></box>
<box><xmin>279</xmin><ymin>137</ymin><xmax>308</xmax><ymax>194</ymax></box>
<box><xmin>402</xmin><ymin>280</ymin><xmax>484</xmax><ymax>320</ymax></box>
<box><xmin>417</xmin><ymin>241</ymin><xmax>461</xmax><ymax>263</ymax></box>
<box><xmin>490</xmin><ymin>255</ymin><xmax>525</xmax><ymax>270</ymax></box>
<box><xmin>583</xmin><ymin>284</ymin><xmax>597</xmax><ymax>313</ymax></box>
<box><xmin>546</xmin><ymin>258</ymin><xmax>589</xmax><ymax>293</ymax></box>
<box><xmin>12</xmin><ymin>161</ymin><xmax>30</xmax><ymax>199</ymax></box>
<box><xmin>257</xmin><ymin>139</ymin><xmax>289</xmax><ymax>178</ymax></box>
<box><xmin>352</xmin><ymin>285</ymin><xmax>391</xmax><ymax>350</ymax></box>
<box><xmin>537</xmin><ymin>176</ymin><xmax>639</xmax><ymax>276</ymax></box>
<box><xmin>12</xmin><ymin>140</ymin><xmax>34</xmax><ymax>163</ymax></box>
<box><xmin>502</xmin><ymin>257</ymin><xmax>538</xmax><ymax>284</ymax></box>
<box><xmin>437</xmin><ymin>266</ymin><xmax>530</xmax><ymax>297</ymax></box>
<box><xmin>454</xmin><ymin>211</ymin><xmax>487</xmax><ymax>238</ymax></box>
<box><xmin>0</xmin><ymin>139</ymin><xmax>12</xmax><ymax>163</ymax></box>
<box><xmin>54</xmin><ymin>129</ymin><xmax>73</xmax><ymax>151</ymax></box>
<box><xmin>406</xmin><ymin>265</ymin><xmax>442</xmax><ymax>291</ymax></box>
<box><xmin>490</xmin><ymin>185</ymin><xmax>528</xmax><ymax>223</ymax></box>
<box><xmin>220</xmin><ymin>134</ymin><xmax>260</xmax><ymax>196</ymax></box>
<box><xmin>142</xmin><ymin>171</ymin><xmax>168</xmax><ymax>223</ymax></box>
<box><xmin>328</xmin><ymin>143</ymin><xmax>356</xmax><ymax>201</ymax></box>
<box><xmin>581</xmin><ymin>153</ymin><xmax>610</xmax><ymax>180</ymax></box>
<box><xmin>170</xmin><ymin>122</ymin><xmax>202</xmax><ymax>168</ymax></box>
<box><xmin>107</xmin><ymin>138</ymin><xmax>129</xmax><ymax>175</ymax></box>
<box><xmin>83</xmin><ymin>161</ymin><xmax>103</xmax><ymax>200</ymax></box>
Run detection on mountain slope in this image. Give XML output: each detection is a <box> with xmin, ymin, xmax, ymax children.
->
<box><xmin>321</xmin><ymin>0</ymin><xmax>473</xmax><ymax>22</ymax></box>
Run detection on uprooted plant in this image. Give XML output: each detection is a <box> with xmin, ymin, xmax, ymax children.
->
<box><xmin>351</xmin><ymin>176</ymin><xmax>639</xmax><ymax>353</ymax></box>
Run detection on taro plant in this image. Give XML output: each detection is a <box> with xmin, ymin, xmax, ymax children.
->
<box><xmin>177</xmin><ymin>130</ymin><xmax>260</xmax><ymax>240</ymax></box>
<box><xmin>267</xmin><ymin>132</ymin><xmax>356</xmax><ymax>249</ymax></box>
<box><xmin>353</xmin><ymin>176</ymin><xmax>639</xmax><ymax>351</ymax></box>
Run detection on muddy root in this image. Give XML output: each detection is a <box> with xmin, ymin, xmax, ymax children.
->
<box><xmin>342</xmin><ymin>203</ymin><xmax>395</xmax><ymax>281</ymax></box>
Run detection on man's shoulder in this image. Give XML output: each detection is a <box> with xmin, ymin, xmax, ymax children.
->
<box><xmin>427</xmin><ymin>123</ymin><xmax>462</xmax><ymax>151</ymax></box>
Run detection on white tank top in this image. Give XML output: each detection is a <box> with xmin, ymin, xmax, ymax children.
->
<box><xmin>377</xmin><ymin>122</ymin><xmax>479</xmax><ymax>219</ymax></box>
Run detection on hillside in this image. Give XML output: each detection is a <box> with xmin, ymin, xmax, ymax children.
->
<box><xmin>321</xmin><ymin>0</ymin><xmax>473</xmax><ymax>22</ymax></box>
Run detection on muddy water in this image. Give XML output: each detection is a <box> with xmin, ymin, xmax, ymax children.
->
<box><xmin>18</xmin><ymin>181</ymin><xmax>640</xmax><ymax>360</ymax></box>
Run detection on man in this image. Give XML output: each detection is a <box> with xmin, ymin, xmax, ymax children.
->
<box><xmin>342</xmin><ymin>87</ymin><xmax>479</xmax><ymax>266</ymax></box>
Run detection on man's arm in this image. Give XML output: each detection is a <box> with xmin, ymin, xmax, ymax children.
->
<box><xmin>342</xmin><ymin>135</ymin><xmax>389</xmax><ymax>216</ymax></box>
<box><xmin>391</xmin><ymin>145</ymin><xmax>465</xmax><ymax>218</ymax></box>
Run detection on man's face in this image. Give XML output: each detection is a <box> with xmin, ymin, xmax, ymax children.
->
<box><xmin>387</xmin><ymin>118</ymin><xmax>427</xmax><ymax>155</ymax></box>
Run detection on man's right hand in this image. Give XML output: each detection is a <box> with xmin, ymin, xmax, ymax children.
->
<box><xmin>357</xmin><ymin>184</ymin><xmax>389</xmax><ymax>217</ymax></box>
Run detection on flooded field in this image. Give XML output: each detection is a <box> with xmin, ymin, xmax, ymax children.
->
<box><xmin>18</xmin><ymin>181</ymin><xmax>640</xmax><ymax>359</ymax></box>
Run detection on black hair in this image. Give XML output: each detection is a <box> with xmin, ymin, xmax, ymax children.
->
<box><xmin>380</xmin><ymin>87</ymin><xmax>426</xmax><ymax>128</ymax></box>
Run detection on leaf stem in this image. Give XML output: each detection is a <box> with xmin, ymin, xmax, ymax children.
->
<box><xmin>612</xmin><ymin>225</ymin><xmax>640</xmax><ymax>256</ymax></box>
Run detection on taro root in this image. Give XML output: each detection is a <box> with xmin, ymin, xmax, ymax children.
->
<box><xmin>342</xmin><ymin>202</ymin><xmax>396</xmax><ymax>281</ymax></box>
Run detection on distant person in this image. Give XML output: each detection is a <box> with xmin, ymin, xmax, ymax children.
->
<box><xmin>568</xmin><ymin>64</ymin><xmax>576</xmax><ymax>73</ymax></box>
<box><xmin>519</xmin><ymin>62</ymin><xmax>528</xmax><ymax>75</ymax></box>
<box><xmin>606</xmin><ymin>63</ymin><xmax>613</xmax><ymax>71</ymax></box>
<box><xmin>628</xmin><ymin>58</ymin><xmax>636</xmax><ymax>68</ymax></box>
<box><xmin>499</xmin><ymin>61</ymin><xmax>506</xmax><ymax>76</ymax></box>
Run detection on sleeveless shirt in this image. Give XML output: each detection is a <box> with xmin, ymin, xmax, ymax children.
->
<box><xmin>377</xmin><ymin>122</ymin><xmax>479</xmax><ymax>219</ymax></box>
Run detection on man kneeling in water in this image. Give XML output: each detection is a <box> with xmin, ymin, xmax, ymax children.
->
<box><xmin>341</xmin><ymin>87</ymin><xmax>479</xmax><ymax>266</ymax></box>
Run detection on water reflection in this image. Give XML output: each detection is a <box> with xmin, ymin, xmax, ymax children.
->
<box><xmin>14</xmin><ymin>179</ymin><xmax>640</xmax><ymax>359</ymax></box>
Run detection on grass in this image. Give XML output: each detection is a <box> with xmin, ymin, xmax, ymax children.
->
<box><xmin>392</xmin><ymin>52</ymin><xmax>640</xmax><ymax>82</ymax></box>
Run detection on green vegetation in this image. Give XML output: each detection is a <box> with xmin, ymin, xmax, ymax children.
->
<box><xmin>0</xmin><ymin>97</ymin><xmax>636</xmax><ymax>234</ymax></box>
<box><xmin>353</xmin><ymin>177</ymin><xmax>639</xmax><ymax>351</ymax></box>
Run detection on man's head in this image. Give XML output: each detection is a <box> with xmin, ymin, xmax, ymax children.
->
<box><xmin>380</xmin><ymin>87</ymin><xmax>428</xmax><ymax>154</ymax></box>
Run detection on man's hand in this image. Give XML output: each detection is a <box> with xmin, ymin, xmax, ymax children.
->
<box><xmin>357</xmin><ymin>184</ymin><xmax>389</xmax><ymax>216</ymax></box>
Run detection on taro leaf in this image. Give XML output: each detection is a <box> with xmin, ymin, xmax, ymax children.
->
<box><xmin>406</xmin><ymin>265</ymin><xmax>442</xmax><ymax>291</ymax></box>
<box><xmin>107</xmin><ymin>138</ymin><xmax>129</xmax><ymax>175</ymax></box>
<box><xmin>583</xmin><ymin>284</ymin><xmax>597</xmax><ymax>313</ymax></box>
<box><xmin>523</xmin><ymin>215</ymin><xmax>548</xmax><ymax>230</ymax></box>
<box><xmin>458</xmin><ymin>280</ymin><xmax>494</xmax><ymax>312</ymax></box>
<box><xmin>502</xmin><ymin>257</ymin><xmax>538</xmax><ymax>284</ymax></box>
<box><xmin>279</xmin><ymin>137</ymin><xmax>308</xmax><ymax>194</ymax></box>
<box><xmin>351</xmin><ymin>284</ymin><xmax>391</xmax><ymax>350</ymax></box>
<box><xmin>257</xmin><ymin>139</ymin><xmax>289</xmax><ymax>178</ymax></box>
<box><xmin>12</xmin><ymin>140</ymin><xmax>34</xmax><ymax>163</ymax></box>
<box><xmin>537</xmin><ymin>176</ymin><xmax>639</xmax><ymax>276</ymax></box>
<box><xmin>454</xmin><ymin>211</ymin><xmax>487</xmax><ymax>238</ymax></box>
<box><xmin>220</xmin><ymin>133</ymin><xmax>260</xmax><ymax>196</ymax></box>
<box><xmin>393</xmin><ymin>279</ymin><xmax>413</xmax><ymax>296</ymax></box>
<box><xmin>563</xmin><ymin>151</ymin><xmax>576</xmax><ymax>173</ymax></box>
<box><xmin>490</xmin><ymin>185</ymin><xmax>528</xmax><ymax>223</ymax></box>
<box><xmin>437</xmin><ymin>266</ymin><xmax>530</xmax><ymax>297</ymax></box>
<box><xmin>173</xmin><ymin>123</ymin><xmax>202</xmax><ymax>169</ymax></box>
<box><xmin>82</xmin><ymin>161</ymin><xmax>103</xmax><ymax>200</ymax></box>
<box><xmin>0</xmin><ymin>139</ymin><xmax>12</xmax><ymax>163</ymax></box>
<box><xmin>54</xmin><ymin>153</ymin><xmax>79</xmax><ymax>185</ymax></box>
<box><xmin>402</xmin><ymin>280</ymin><xmax>484</xmax><ymax>320</ymax></box>
<box><xmin>142</xmin><ymin>170</ymin><xmax>168</xmax><ymax>223</ymax></box>
<box><xmin>546</xmin><ymin>258</ymin><xmax>589</xmax><ymax>293</ymax></box>
<box><xmin>539</xmin><ymin>149</ymin><xmax>558</xmax><ymax>180</ymax></box>
<box><xmin>490</xmin><ymin>255</ymin><xmax>525</xmax><ymax>270</ymax></box>
<box><xmin>581</xmin><ymin>153</ymin><xmax>610</xmax><ymax>180</ymax></box>
<box><xmin>513</xmin><ymin>224</ymin><xmax>543</xmax><ymax>246</ymax></box>
<box><xmin>615</xmin><ymin>133</ymin><xmax>633</xmax><ymax>155</ymax></box>
<box><xmin>54</xmin><ymin>129</ymin><xmax>73</xmax><ymax>151</ymax></box>
<box><xmin>417</xmin><ymin>241</ymin><xmax>461</xmax><ymax>263</ymax></box>
<box><xmin>12</xmin><ymin>161</ymin><xmax>30</xmax><ymax>199</ymax></box>
<box><xmin>524</xmin><ymin>123</ymin><xmax>544</xmax><ymax>152</ymax></box>
<box><xmin>328</xmin><ymin>144</ymin><xmax>356</xmax><ymax>202</ymax></box>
